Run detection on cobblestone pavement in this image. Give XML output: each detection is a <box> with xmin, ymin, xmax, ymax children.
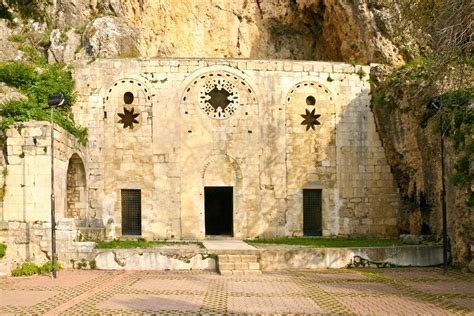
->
<box><xmin>0</xmin><ymin>268</ymin><xmax>473</xmax><ymax>315</ymax></box>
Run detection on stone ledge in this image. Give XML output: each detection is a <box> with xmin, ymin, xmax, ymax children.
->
<box><xmin>257</xmin><ymin>245</ymin><xmax>443</xmax><ymax>270</ymax></box>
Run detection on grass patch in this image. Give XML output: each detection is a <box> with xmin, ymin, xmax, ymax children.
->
<box><xmin>0</xmin><ymin>243</ymin><xmax>6</xmax><ymax>258</ymax></box>
<box><xmin>8</xmin><ymin>34</ymin><xmax>25</xmax><ymax>43</ymax></box>
<box><xmin>246</xmin><ymin>237</ymin><xmax>404</xmax><ymax>248</ymax></box>
<box><xmin>95</xmin><ymin>239</ymin><xmax>204</xmax><ymax>249</ymax></box>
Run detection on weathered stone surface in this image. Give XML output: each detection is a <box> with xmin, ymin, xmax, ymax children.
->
<box><xmin>59</xmin><ymin>59</ymin><xmax>400</xmax><ymax>240</ymax></box>
<box><xmin>371</xmin><ymin>65</ymin><xmax>473</xmax><ymax>265</ymax></box>
<box><xmin>400</xmin><ymin>234</ymin><xmax>422</xmax><ymax>245</ymax></box>
<box><xmin>0</xmin><ymin>83</ymin><xmax>27</xmax><ymax>104</ymax></box>
<box><xmin>95</xmin><ymin>250</ymin><xmax>216</xmax><ymax>271</ymax></box>
<box><xmin>81</xmin><ymin>16</ymin><xmax>140</xmax><ymax>59</ymax></box>
<box><xmin>3</xmin><ymin>122</ymin><xmax>86</xmax><ymax>223</ymax></box>
<box><xmin>3</xmin><ymin>0</ymin><xmax>409</xmax><ymax>64</ymax></box>
<box><xmin>0</xmin><ymin>20</ymin><xmax>18</xmax><ymax>61</ymax></box>
<box><xmin>258</xmin><ymin>245</ymin><xmax>443</xmax><ymax>270</ymax></box>
<box><xmin>47</xmin><ymin>29</ymin><xmax>82</xmax><ymax>64</ymax></box>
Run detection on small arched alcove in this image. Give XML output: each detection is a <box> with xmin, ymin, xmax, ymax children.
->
<box><xmin>66</xmin><ymin>154</ymin><xmax>87</xmax><ymax>218</ymax></box>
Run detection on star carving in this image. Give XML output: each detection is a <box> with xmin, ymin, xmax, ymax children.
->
<box><xmin>300</xmin><ymin>108</ymin><xmax>321</xmax><ymax>131</ymax></box>
<box><xmin>118</xmin><ymin>107</ymin><xmax>139</xmax><ymax>129</ymax></box>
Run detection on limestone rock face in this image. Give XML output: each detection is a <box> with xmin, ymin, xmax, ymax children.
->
<box><xmin>81</xmin><ymin>16</ymin><xmax>140</xmax><ymax>58</ymax></box>
<box><xmin>42</xmin><ymin>0</ymin><xmax>406</xmax><ymax>64</ymax></box>
<box><xmin>51</xmin><ymin>0</ymin><xmax>100</xmax><ymax>28</ymax></box>
<box><xmin>0</xmin><ymin>83</ymin><xmax>27</xmax><ymax>104</ymax></box>
<box><xmin>47</xmin><ymin>29</ymin><xmax>82</xmax><ymax>64</ymax></box>
<box><xmin>316</xmin><ymin>0</ymin><xmax>404</xmax><ymax>64</ymax></box>
<box><xmin>0</xmin><ymin>20</ymin><xmax>18</xmax><ymax>61</ymax></box>
<box><xmin>371</xmin><ymin>65</ymin><xmax>474</xmax><ymax>264</ymax></box>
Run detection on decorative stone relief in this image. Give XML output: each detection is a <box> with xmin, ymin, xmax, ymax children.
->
<box><xmin>182</xmin><ymin>72</ymin><xmax>256</xmax><ymax>120</ymax></box>
<box><xmin>287</xmin><ymin>81</ymin><xmax>332</xmax><ymax>133</ymax></box>
<box><xmin>300</xmin><ymin>108</ymin><xmax>321</xmax><ymax>131</ymax></box>
<box><xmin>104</xmin><ymin>79</ymin><xmax>152</xmax><ymax>131</ymax></box>
<box><xmin>117</xmin><ymin>104</ymin><xmax>140</xmax><ymax>129</ymax></box>
<box><xmin>199</xmin><ymin>77</ymin><xmax>240</xmax><ymax>119</ymax></box>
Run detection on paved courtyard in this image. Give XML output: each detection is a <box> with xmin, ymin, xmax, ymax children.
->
<box><xmin>0</xmin><ymin>268</ymin><xmax>473</xmax><ymax>315</ymax></box>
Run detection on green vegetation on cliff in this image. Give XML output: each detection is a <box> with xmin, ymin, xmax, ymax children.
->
<box><xmin>0</xmin><ymin>243</ymin><xmax>6</xmax><ymax>258</ymax></box>
<box><xmin>371</xmin><ymin>57</ymin><xmax>473</xmax><ymax>207</ymax></box>
<box><xmin>0</xmin><ymin>0</ymin><xmax>49</xmax><ymax>22</ymax></box>
<box><xmin>371</xmin><ymin>0</ymin><xmax>473</xmax><ymax>211</ymax></box>
<box><xmin>0</xmin><ymin>61</ymin><xmax>87</xmax><ymax>144</ymax></box>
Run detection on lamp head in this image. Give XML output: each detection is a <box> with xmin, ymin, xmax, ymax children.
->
<box><xmin>48</xmin><ymin>93</ymin><xmax>66</xmax><ymax>108</ymax></box>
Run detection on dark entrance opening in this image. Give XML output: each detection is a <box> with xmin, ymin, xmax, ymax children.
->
<box><xmin>205</xmin><ymin>186</ymin><xmax>233</xmax><ymax>236</ymax></box>
<box><xmin>121</xmin><ymin>189</ymin><xmax>141</xmax><ymax>235</ymax></box>
<box><xmin>303</xmin><ymin>189</ymin><xmax>322</xmax><ymax>236</ymax></box>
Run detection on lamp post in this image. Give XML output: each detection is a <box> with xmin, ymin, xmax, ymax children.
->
<box><xmin>428</xmin><ymin>96</ymin><xmax>448</xmax><ymax>273</ymax></box>
<box><xmin>47</xmin><ymin>93</ymin><xmax>65</xmax><ymax>279</ymax></box>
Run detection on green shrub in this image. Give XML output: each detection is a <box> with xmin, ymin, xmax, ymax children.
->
<box><xmin>18</xmin><ymin>44</ymin><xmax>47</xmax><ymax>64</ymax></box>
<box><xmin>4</xmin><ymin>0</ymin><xmax>48</xmax><ymax>22</ymax></box>
<box><xmin>89</xmin><ymin>259</ymin><xmax>96</xmax><ymax>269</ymax></box>
<box><xmin>0</xmin><ymin>61</ymin><xmax>87</xmax><ymax>144</ymax></box>
<box><xmin>0</xmin><ymin>61</ymin><xmax>37</xmax><ymax>88</ymax></box>
<box><xmin>11</xmin><ymin>261</ymin><xmax>62</xmax><ymax>276</ymax></box>
<box><xmin>452</xmin><ymin>155</ymin><xmax>472</xmax><ymax>186</ymax></box>
<box><xmin>38</xmin><ymin>260</ymin><xmax>62</xmax><ymax>274</ymax></box>
<box><xmin>467</xmin><ymin>192</ymin><xmax>474</xmax><ymax>207</ymax></box>
<box><xmin>77</xmin><ymin>258</ymin><xmax>87</xmax><ymax>269</ymax></box>
<box><xmin>0</xmin><ymin>243</ymin><xmax>6</xmax><ymax>258</ymax></box>
<box><xmin>11</xmin><ymin>262</ymin><xmax>39</xmax><ymax>276</ymax></box>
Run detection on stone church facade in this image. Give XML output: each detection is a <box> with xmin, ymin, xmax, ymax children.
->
<box><xmin>1</xmin><ymin>59</ymin><xmax>400</xmax><ymax>241</ymax></box>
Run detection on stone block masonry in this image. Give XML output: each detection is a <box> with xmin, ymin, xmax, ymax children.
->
<box><xmin>1</xmin><ymin>58</ymin><xmax>401</xmax><ymax>248</ymax></box>
<box><xmin>71</xmin><ymin>58</ymin><xmax>400</xmax><ymax>240</ymax></box>
<box><xmin>2</xmin><ymin>122</ymin><xmax>86</xmax><ymax>222</ymax></box>
<box><xmin>217</xmin><ymin>254</ymin><xmax>262</xmax><ymax>275</ymax></box>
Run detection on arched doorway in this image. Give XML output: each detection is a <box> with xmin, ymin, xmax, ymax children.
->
<box><xmin>66</xmin><ymin>154</ymin><xmax>87</xmax><ymax>218</ymax></box>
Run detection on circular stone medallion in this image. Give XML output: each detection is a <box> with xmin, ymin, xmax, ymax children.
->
<box><xmin>198</xmin><ymin>77</ymin><xmax>240</xmax><ymax>119</ymax></box>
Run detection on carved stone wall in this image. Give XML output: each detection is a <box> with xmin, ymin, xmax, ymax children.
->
<box><xmin>68</xmin><ymin>58</ymin><xmax>400</xmax><ymax>240</ymax></box>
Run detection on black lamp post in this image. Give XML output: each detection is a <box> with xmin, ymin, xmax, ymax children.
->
<box><xmin>47</xmin><ymin>93</ymin><xmax>65</xmax><ymax>279</ymax></box>
<box><xmin>428</xmin><ymin>96</ymin><xmax>448</xmax><ymax>273</ymax></box>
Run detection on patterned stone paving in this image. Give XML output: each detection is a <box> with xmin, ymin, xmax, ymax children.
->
<box><xmin>0</xmin><ymin>268</ymin><xmax>472</xmax><ymax>315</ymax></box>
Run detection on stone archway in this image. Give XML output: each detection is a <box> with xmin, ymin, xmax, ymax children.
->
<box><xmin>66</xmin><ymin>154</ymin><xmax>87</xmax><ymax>218</ymax></box>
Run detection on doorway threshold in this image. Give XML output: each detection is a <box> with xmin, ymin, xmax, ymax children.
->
<box><xmin>202</xmin><ymin>239</ymin><xmax>257</xmax><ymax>251</ymax></box>
<box><xmin>205</xmin><ymin>235</ymin><xmax>234</xmax><ymax>240</ymax></box>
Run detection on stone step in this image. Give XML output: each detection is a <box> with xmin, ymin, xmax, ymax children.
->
<box><xmin>218</xmin><ymin>254</ymin><xmax>258</xmax><ymax>263</ymax></box>
<box><xmin>218</xmin><ymin>261</ymin><xmax>261</xmax><ymax>271</ymax></box>
<box><xmin>220</xmin><ymin>269</ymin><xmax>262</xmax><ymax>276</ymax></box>
<box><xmin>217</xmin><ymin>254</ymin><xmax>262</xmax><ymax>275</ymax></box>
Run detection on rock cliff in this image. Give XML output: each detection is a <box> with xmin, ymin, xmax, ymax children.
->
<box><xmin>2</xmin><ymin>0</ymin><xmax>408</xmax><ymax>64</ymax></box>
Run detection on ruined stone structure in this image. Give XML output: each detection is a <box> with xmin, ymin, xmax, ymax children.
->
<box><xmin>1</xmin><ymin>59</ymin><xmax>400</xmax><ymax>243</ymax></box>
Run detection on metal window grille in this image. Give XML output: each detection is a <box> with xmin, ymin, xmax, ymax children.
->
<box><xmin>121</xmin><ymin>189</ymin><xmax>141</xmax><ymax>235</ymax></box>
<box><xmin>303</xmin><ymin>189</ymin><xmax>322</xmax><ymax>236</ymax></box>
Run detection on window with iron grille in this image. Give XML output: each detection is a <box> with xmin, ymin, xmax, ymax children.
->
<box><xmin>303</xmin><ymin>189</ymin><xmax>322</xmax><ymax>236</ymax></box>
<box><xmin>121</xmin><ymin>189</ymin><xmax>141</xmax><ymax>236</ymax></box>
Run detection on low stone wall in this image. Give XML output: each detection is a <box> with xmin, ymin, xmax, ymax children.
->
<box><xmin>94</xmin><ymin>248</ymin><xmax>216</xmax><ymax>271</ymax></box>
<box><xmin>0</xmin><ymin>219</ymin><xmax>98</xmax><ymax>275</ymax></box>
<box><xmin>258</xmin><ymin>245</ymin><xmax>444</xmax><ymax>270</ymax></box>
<box><xmin>0</xmin><ymin>220</ymin><xmax>444</xmax><ymax>274</ymax></box>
